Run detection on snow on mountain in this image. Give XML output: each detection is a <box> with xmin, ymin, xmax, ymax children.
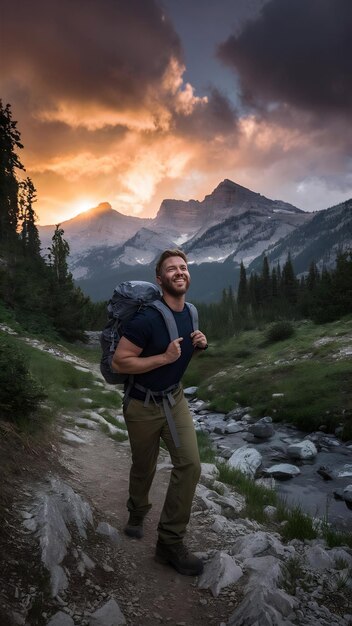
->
<box><xmin>36</xmin><ymin>180</ymin><xmax>351</xmax><ymax>302</ymax></box>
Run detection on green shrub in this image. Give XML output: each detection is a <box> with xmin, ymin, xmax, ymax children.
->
<box><xmin>266</xmin><ymin>321</ymin><xmax>295</xmax><ymax>343</ymax></box>
<box><xmin>0</xmin><ymin>336</ymin><xmax>46</xmax><ymax>422</ymax></box>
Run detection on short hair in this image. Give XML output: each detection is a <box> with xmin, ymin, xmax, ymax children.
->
<box><xmin>155</xmin><ymin>249</ymin><xmax>188</xmax><ymax>276</ymax></box>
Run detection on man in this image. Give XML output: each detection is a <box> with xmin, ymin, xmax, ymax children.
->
<box><xmin>112</xmin><ymin>249</ymin><xmax>208</xmax><ymax>576</ymax></box>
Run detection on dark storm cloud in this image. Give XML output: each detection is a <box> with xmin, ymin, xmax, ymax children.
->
<box><xmin>218</xmin><ymin>0</ymin><xmax>352</xmax><ymax>117</ymax></box>
<box><xmin>0</xmin><ymin>0</ymin><xmax>182</xmax><ymax>111</ymax></box>
<box><xmin>175</xmin><ymin>88</ymin><xmax>239</xmax><ymax>140</ymax></box>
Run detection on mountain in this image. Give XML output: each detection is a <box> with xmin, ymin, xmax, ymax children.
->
<box><xmin>39</xmin><ymin>180</ymin><xmax>308</xmax><ymax>279</ymax></box>
<box><xmin>38</xmin><ymin>180</ymin><xmax>351</xmax><ymax>303</ymax></box>
<box><xmin>39</xmin><ymin>202</ymin><xmax>151</xmax><ymax>258</ymax></box>
<box><xmin>248</xmin><ymin>199</ymin><xmax>352</xmax><ymax>274</ymax></box>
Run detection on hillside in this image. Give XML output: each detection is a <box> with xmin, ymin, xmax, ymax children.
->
<box><xmin>249</xmin><ymin>199</ymin><xmax>352</xmax><ymax>274</ymax></box>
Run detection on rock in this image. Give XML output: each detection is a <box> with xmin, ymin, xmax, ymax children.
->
<box><xmin>29</xmin><ymin>477</ymin><xmax>93</xmax><ymax>596</ymax></box>
<box><xmin>329</xmin><ymin>547</ymin><xmax>352</xmax><ymax>568</ymax></box>
<box><xmin>47</xmin><ymin>612</ymin><xmax>75</xmax><ymax>626</ymax></box>
<box><xmin>201</xmin><ymin>462</ymin><xmax>219</xmax><ymax>478</ymax></box>
<box><xmin>210</xmin><ymin>492</ymin><xmax>246</xmax><ymax>518</ymax></box>
<box><xmin>304</xmin><ymin>545</ymin><xmax>334</xmax><ymax>570</ymax></box>
<box><xmin>333</xmin><ymin>488</ymin><xmax>345</xmax><ymax>500</ymax></box>
<box><xmin>263</xmin><ymin>505</ymin><xmax>277</xmax><ymax>520</ymax></box>
<box><xmin>343</xmin><ymin>484</ymin><xmax>352</xmax><ymax>503</ymax></box>
<box><xmin>104</xmin><ymin>422</ymin><xmax>126</xmax><ymax>437</ymax></box>
<box><xmin>198</xmin><ymin>551</ymin><xmax>243</xmax><ymax>597</ymax></box>
<box><xmin>338</xmin><ymin>465</ymin><xmax>352</xmax><ymax>478</ymax></box>
<box><xmin>287</xmin><ymin>440</ymin><xmax>318</xmax><ymax>460</ymax></box>
<box><xmin>227</xmin><ymin>555</ymin><xmax>297</xmax><ymax>625</ymax></box>
<box><xmin>225</xmin><ymin>407</ymin><xmax>252</xmax><ymax>421</ymax></box>
<box><xmin>255</xmin><ymin>477</ymin><xmax>276</xmax><ymax>490</ymax></box>
<box><xmin>262</xmin><ymin>464</ymin><xmax>300</xmax><ymax>480</ymax></box>
<box><xmin>225</xmin><ymin>421</ymin><xmax>246</xmax><ymax>434</ymax></box>
<box><xmin>74</xmin><ymin>418</ymin><xmax>100</xmax><ymax>430</ymax></box>
<box><xmin>317</xmin><ymin>465</ymin><xmax>335</xmax><ymax>480</ymax></box>
<box><xmin>183</xmin><ymin>386</ymin><xmax>198</xmax><ymax>397</ymax></box>
<box><xmin>248</xmin><ymin>417</ymin><xmax>274</xmax><ymax>439</ymax></box>
<box><xmin>62</xmin><ymin>430</ymin><xmax>87</xmax><ymax>444</ymax></box>
<box><xmin>96</xmin><ymin>522</ymin><xmax>121</xmax><ymax>544</ymax></box>
<box><xmin>231</xmin><ymin>531</ymin><xmax>292</xmax><ymax>560</ymax></box>
<box><xmin>89</xmin><ymin>598</ymin><xmax>126</xmax><ymax>625</ymax></box>
<box><xmin>79</xmin><ymin>551</ymin><xmax>96</xmax><ymax>572</ymax></box>
<box><xmin>194</xmin><ymin>484</ymin><xmax>222</xmax><ymax>513</ymax></box>
<box><xmin>228</xmin><ymin>446</ymin><xmax>262</xmax><ymax>478</ymax></box>
<box><xmin>199</xmin><ymin>463</ymin><xmax>220</xmax><ymax>488</ymax></box>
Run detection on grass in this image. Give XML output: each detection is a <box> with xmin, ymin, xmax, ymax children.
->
<box><xmin>0</xmin><ymin>331</ymin><xmax>122</xmax><ymax>424</ymax></box>
<box><xmin>196</xmin><ymin>430</ymin><xmax>217</xmax><ymax>463</ymax></box>
<box><xmin>100</xmin><ymin>423</ymin><xmax>128</xmax><ymax>442</ymax></box>
<box><xmin>276</xmin><ymin>503</ymin><xmax>318</xmax><ymax>541</ymax></box>
<box><xmin>185</xmin><ymin>316</ymin><xmax>352</xmax><ymax>435</ymax></box>
<box><xmin>217</xmin><ymin>462</ymin><xmax>277</xmax><ymax>522</ymax></box>
<box><xmin>280</xmin><ymin>555</ymin><xmax>307</xmax><ymax>595</ymax></box>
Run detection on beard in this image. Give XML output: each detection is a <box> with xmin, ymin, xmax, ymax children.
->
<box><xmin>159</xmin><ymin>274</ymin><xmax>190</xmax><ymax>297</ymax></box>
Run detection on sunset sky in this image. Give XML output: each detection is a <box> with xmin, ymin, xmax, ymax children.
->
<box><xmin>1</xmin><ymin>0</ymin><xmax>351</xmax><ymax>225</ymax></box>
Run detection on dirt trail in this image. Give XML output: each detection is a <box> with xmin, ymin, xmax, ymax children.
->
<box><xmin>0</xmin><ymin>329</ymin><xmax>238</xmax><ymax>625</ymax></box>
<box><xmin>59</xmin><ymin>427</ymin><xmax>236</xmax><ymax>626</ymax></box>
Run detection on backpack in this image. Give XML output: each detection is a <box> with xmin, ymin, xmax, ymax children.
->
<box><xmin>100</xmin><ymin>280</ymin><xmax>198</xmax><ymax>385</ymax></box>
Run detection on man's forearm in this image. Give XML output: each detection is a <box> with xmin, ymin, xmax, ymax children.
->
<box><xmin>112</xmin><ymin>353</ymin><xmax>168</xmax><ymax>375</ymax></box>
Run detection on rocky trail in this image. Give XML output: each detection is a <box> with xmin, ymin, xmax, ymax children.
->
<box><xmin>1</xmin><ymin>330</ymin><xmax>352</xmax><ymax>626</ymax></box>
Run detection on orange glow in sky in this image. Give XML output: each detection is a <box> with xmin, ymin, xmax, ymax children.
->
<box><xmin>1</xmin><ymin>0</ymin><xmax>351</xmax><ymax>225</ymax></box>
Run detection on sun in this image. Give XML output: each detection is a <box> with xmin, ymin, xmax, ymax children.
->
<box><xmin>72</xmin><ymin>198</ymin><xmax>96</xmax><ymax>216</ymax></box>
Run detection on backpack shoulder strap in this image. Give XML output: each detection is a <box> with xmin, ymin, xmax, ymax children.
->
<box><xmin>185</xmin><ymin>302</ymin><xmax>198</xmax><ymax>332</ymax></box>
<box><xmin>150</xmin><ymin>300</ymin><xmax>199</xmax><ymax>339</ymax></box>
<box><xmin>149</xmin><ymin>300</ymin><xmax>179</xmax><ymax>341</ymax></box>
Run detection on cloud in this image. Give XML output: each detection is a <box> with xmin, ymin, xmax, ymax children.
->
<box><xmin>1</xmin><ymin>0</ymin><xmax>351</xmax><ymax>223</ymax></box>
<box><xmin>0</xmin><ymin>0</ymin><xmax>181</xmax><ymax>114</ymax></box>
<box><xmin>218</xmin><ymin>0</ymin><xmax>352</xmax><ymax>118</ymax></box>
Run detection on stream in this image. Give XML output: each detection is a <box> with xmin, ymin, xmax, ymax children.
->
<box><xmin>189</xmin><ymin>399</ymin><xmax>352</xmax><ymax>531</ymax></box>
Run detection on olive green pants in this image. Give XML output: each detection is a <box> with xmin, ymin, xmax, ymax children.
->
<box><xmin>123</xmin><ymin>387</ymin><xmax>201</xmax><ymax>545</ymax></box>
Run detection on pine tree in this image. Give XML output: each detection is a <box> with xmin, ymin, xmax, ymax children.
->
<box><xmin>47</xmin><ymin>225</ymin><xmax>88</xmax><ymax>340</ymax></box>
<box><xmin>237</xmin><ymin>261</ymin><xmax>248</xmax><ymax>312</ymax></box>
<box><xmin>281</xmin><ymin>253</ymin><xmax>298</xmax><ymax>305</ymax></box>
<box><xmin>271</xmin><ymin>267</ymin><xmax>278</xmax><ymax>299</ymax></box>
<box><xmin>306</xmin><ymin>260</ymin><xmax>319</xmax><ymax>292</ymax></box>
<box><xmin>261</xmin><ymin>255</ymin><xmax>271</xmax><ymax>306</ymax></box>
<box><xmin>19</xmin><ymin>177</ymin><xmax>41</xmax><ymax>257</ymax></box>
<box><xmin>48</xmin><ymin>224</ymin><xmax>70</xmax><ymax>283</ymax></box>
<box><xmin>0</xmin><ymin>101</ymin><xmax>24</xmax><ymax>244</ymax></box>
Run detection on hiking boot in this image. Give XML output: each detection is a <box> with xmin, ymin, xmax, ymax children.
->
<box><xmin>155</xmin><ymin>541</ymin><xmax>204</xmax><ymax>576</ymax></box>
<box><xmin>124</xmin><ymin>513</ymin><xmax>144</xmax><ymax>539</ymax></box>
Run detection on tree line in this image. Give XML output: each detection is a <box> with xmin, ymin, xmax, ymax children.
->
<box><xmin>196</xmin><ymin>252</ymin><xmax>352</xmax><ymax>340</ymax></box>
<box><xmin>0</xmin><ymin>100</ymin><xmax>104</xmax><ymax>340</ymax></box>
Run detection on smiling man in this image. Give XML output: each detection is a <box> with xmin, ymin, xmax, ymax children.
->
<box><xmin>113</xmin><ymin>249</ymin><xmax>207</xmax><ymax>576</ymax></box>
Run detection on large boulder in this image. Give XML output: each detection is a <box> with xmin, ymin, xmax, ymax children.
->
<box><xmin>287</xmin><ymin>440</ymin><xmax>318</xmax><ymax>460</ymax></box>
<box><xmin>198</xmin><ymin>551</ymin><xmax>243</xmax><ymax>597</ymax></box>
<box><xmin>228</xmin><ymin>446</ymin><xmax>262</xmax><ymax>478</ymax></box>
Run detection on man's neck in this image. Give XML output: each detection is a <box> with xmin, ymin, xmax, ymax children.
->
<box><xmin>162</xmin><ymin>292</ymin><xmax>185</xmax><ymax>312</ymax></box>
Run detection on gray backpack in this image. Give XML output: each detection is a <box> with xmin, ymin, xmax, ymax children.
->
<box><xmin>100</xmin><ymin>280</ymin><xmax>198</xmax><ymax>385</ymax></box>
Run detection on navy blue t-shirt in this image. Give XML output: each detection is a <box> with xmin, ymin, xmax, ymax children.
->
<box><xmin>122</xmin><ymin>301</ymin><xmax>195</xmax><ymax>398</ymax></box>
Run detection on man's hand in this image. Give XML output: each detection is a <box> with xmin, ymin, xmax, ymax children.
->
<box><xmin>191</xmin><ymin>330</ymin><xmax>208</xmax><ymax>350</ymax></box>
<box><xmin>164</xmin><ymin>337</ymin><xmax>184</xmax><ymax>363</ymax></box>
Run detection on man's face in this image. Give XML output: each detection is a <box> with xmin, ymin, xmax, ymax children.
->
<box><xmin>157</xmin><ymin>255</ymin><xmax>191</xmax><ymax>297</ymax></box>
